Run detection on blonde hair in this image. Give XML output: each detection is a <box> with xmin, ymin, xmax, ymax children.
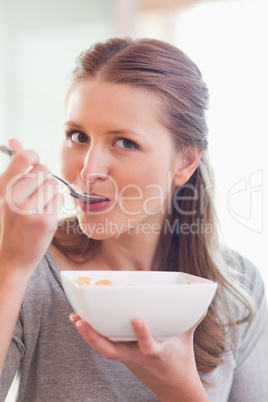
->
<box><xmin>53</xmin><ymin>37</ymin><xmax>254</xmax><ymax>376</ymax></box>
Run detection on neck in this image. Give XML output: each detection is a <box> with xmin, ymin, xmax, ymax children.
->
<box><xmin>51</xmin><ymin>212</ymin><xmax>172</xmax><ymax>272</ymax></box>
<box><xmin>98</xmin><ymin>227</ymin><xmax>162</xmax><ymax>271</ymax></box>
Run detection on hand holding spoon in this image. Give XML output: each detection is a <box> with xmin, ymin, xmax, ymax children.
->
<box><xmin>0</xmin><ymin>145</ymin><xmax>107</xmax><ymax>203</ymax></box>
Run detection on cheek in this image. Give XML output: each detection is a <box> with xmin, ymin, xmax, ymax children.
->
<box><xmin>59</xmin><ymin>148</ymin><xmax>78</xmax><ymax>181</ymax></box>
<box><xmin>58</xmin><ymin>146</ymin><xmax>68</xmax><ymax>175</ymax></box>
<box><xmin>117</xmin><ymin>167</ymin><xmax>173</xmax><ymax>215</ymax></box>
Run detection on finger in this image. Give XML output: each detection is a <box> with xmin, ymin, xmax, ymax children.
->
<box><xmin>6</xmin><ymin>164</ymin><xmax>51</xmax><ymax>205</ymax></box>
<box><xmin>42</xmin><ymin>192</ymin><xmax>64</xmax><ymax>233</ymax></box>
<box><xmin>70</xmin><ymin>317</ymin><xmax>148</xmax><ymax>363</ymax></box>
<box><xmin>74</xmin><ymin>319</ymin><xmax>119</xmax><ymax>359</ymax></box>
<box><xmin>21</xmin><ymin>178</ymin><xmax>62</xmax><ymax>216</ymax></box>
<box><xmin>132</xmin><ymin>319</ymin><xmax>159</xmax><ymax>356</ymax></box>
<box><xmin>1</xmin><ymin>150</ymin><xmax>39</xmax><ymax>185</ymax></box>
<box><xmin>44</xmin><ymin>191</ymin><xmax>64</xmax><ymax>218</ymax></box>
<box><xmin>6</xmin><ymin>174</ymin><xmax>59</xmax><ymax>217</ymax></box>
<box><xmin>68</xmin><ymin>313</ymin><xmax>81</xmax><ymax>324</ymax></box>
<box><xmin>8</xmin><ymin>137</ymin><xmax>23</xmax><ymax>153</ymax></box>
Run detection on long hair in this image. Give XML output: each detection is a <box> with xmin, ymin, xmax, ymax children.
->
<box><xmin>53</xmin><ymin>37</ymin><xmax>254</xmax><ymax>376</ymax></box>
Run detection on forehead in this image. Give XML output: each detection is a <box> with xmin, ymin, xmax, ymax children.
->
<box><xmin>66</xmin><ymin>80</ymin><xmax>163</xmax><ymax>128</ymax></box>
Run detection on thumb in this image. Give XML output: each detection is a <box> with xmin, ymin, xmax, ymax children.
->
<box><xmin>8</xmin><ymin>137</ymin><xmax>24</xmax><ymax>153</ymax></box>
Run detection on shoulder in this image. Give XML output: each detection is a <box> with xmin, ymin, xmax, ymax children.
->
<box><xmin>203</xmin><ymin>252</ymin><xmax>268</xmax><ymax>399</ymax></box>
<box><xmin>19</xmin><ymin>249</ymin><xmax>66</xmax><ymax>345</ymax></box>
<box><xmin>221</xmin><ymin>250</ymin><xmax>268</xmax><ymax>351</ymax></box>
<box><xmin>23</xmin><ymin>249</ymin><xmax>61</xmax><ymax>308</ymax></box>
<box><xmin>7</xmin><ymin>251</ymin><xmax>57</xmax><ymax>360</ymax></box>
<box><xmin>224</xmin><ymin>250</ymin><xmax>265</xmax><ymax>304</ymax></box>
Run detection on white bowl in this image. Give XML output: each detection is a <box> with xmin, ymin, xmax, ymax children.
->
<box><xmin>61</xmin><ymin>270</ymin><xmax>217</xmax><ymax>341</ymax></box>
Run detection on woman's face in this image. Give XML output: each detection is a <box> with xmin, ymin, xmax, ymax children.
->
<box><xmin>59</xmin><ymin>80</ymin><xmax>180</xmax><ymax>239</ymax></box>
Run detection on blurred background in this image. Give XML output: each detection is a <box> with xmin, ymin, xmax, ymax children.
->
<box><xmin>0</xmin><ymin>0</ymin><xmax>267</xmax><ymax>292</ymax></box>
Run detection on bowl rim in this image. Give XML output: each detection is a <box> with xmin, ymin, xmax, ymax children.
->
<box><xmin>60</xmin><ymin>270</ymin><xmax>218</xmax><ymax>289</ymax></box>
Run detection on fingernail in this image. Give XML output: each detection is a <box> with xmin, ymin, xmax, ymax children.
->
<box><xmin>68</xmin><ymin>313</ymin><xmax>76</xmax><ymax>322</ymax></box>
<box><xmin>133</xmin><ymin>319</ymin><xmax>144</xmax><ymax>331</ymax></box>
<box><xmin>76</xmin><ymin>320</ymin><xmax>87</xmax><ymax>334</ymax></box>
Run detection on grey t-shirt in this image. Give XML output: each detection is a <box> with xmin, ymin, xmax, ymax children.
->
<box><xmin>0</xmin><ymin>249</ymin><xmax>268</xmax><ymax>401</ymax></box>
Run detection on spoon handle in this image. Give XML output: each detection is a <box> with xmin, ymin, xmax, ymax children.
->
<box><xmin>0</xmin><ymin>145</ymin><xmax>14</xmax><ymax>156</ymax></box>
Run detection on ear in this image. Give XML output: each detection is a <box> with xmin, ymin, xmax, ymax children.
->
<box><xmin>172</xmin><ymin>148</ymin><xmax>203</xmax><ymax>187</ymax></box>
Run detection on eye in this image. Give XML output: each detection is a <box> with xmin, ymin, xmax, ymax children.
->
<box><xmin>71</xmin><ymin>132</ymin><xmax>89</xmax><ymax>143</ymax></box>
<box><xmin>115</xmin><ymin>137</ymin><xmax>139</xmax><ymax>150</ymax></box>
<box><xmin>65</xmin><ymin>129</ymin><xmax>89</xmax><ymax>144</ymax></box>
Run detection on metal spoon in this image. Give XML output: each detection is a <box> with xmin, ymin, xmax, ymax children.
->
<box><xmin>0</xmin><ymin>145</ymin><xmax>107</xmax><ymax>203</ymax></box>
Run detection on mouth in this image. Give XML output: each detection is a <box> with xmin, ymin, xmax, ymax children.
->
<box><xmin>81</xmin><ymin>193</ymin><xmax>110</xmax><ymax>205</ymax></box>
<box><xmin>76</xmin><ymin>193</ymin><xmax>111</xmax><ymax>213</ymax></box>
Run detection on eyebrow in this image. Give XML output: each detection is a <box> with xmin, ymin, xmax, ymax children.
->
<box><xmin>64</xmin><ymin>121</ymin><xmax>85</xmax><ymax>131</ymax></box>
<box><xmin>64</xmin><ymin>121</ymin><xmax>146</xmax><ymax>138</ymax></box>
<box><xmin>106</xmin><ymin>129</ymin><xmax>145</xmax><ymax>138</ymax></box>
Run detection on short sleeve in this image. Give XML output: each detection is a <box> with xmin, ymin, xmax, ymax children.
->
<box><xmin>228</xmin><ymin>264</ymin><xmax>268</xmax><ymax>401</ymax></box>
<box><xmin>0</xmin><ymin>314</ymin><xmax>25</xmax><ymax>401</ymax></box>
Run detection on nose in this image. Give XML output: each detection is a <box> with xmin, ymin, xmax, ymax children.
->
<box><xmin>80</xmin><ymin>145</ymin><xmax>109</xmax><ymax>183</ymax></box>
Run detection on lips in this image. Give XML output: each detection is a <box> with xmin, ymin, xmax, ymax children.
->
<box><xmin>85</xmin><ymin>193</ymin><xmax>110</xmax><ymax>205</ymax></box>
<box><xmin>77</xmin><ymin>193</ymin><xmax>111</xmax><ymax>213</ymax></box>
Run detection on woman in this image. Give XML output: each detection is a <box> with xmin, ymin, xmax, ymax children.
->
<box><xmin>0</xmin><ymin>38</ymin><xmax>267</xmax><ymax>401</ymax></box>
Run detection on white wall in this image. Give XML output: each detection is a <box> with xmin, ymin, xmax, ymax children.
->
<box><xmin>0</xmin><ymin>0</ymin><xmax>115</xmax><ymax>172</ymax></box>
<box><xmin>137</xmin><ymin>0</ymin><xmax>268</xmax><ymax>291</ymax></box>
<box><xmin>173</xmin><ymin>0</ymin><xmax>268</xmax><ymax>288</ymax></box>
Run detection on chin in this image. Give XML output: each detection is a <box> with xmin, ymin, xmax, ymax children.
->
<box><xmin>84</xmin><ymin>230</ymin><xmax>124</xmax><ymax>241</ymax></box>
<box><xmin>76</xmin><ymin>218</ymin><xmax>125</xmax><ymax>240</ymax></box>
